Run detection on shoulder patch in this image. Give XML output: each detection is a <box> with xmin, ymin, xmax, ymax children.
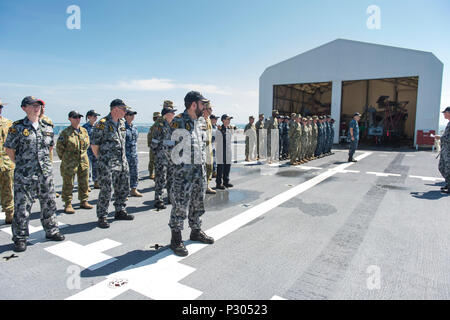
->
<box><xmin>95</xmin><ymin>123</ymin><xmax>105</xmax><ymax>130</ymax></box>
<box><xmin>100</xmin><ymin>118</ymin><xmax>107</xmax><ymax>123</ymax></box>
<box><xmin>8</xmin><ymin>127</ymin><xmax>17</xmax><ymax>134</ymax></box>
<box><xmin>171</xmin><ymin>122</ymin><xmax>179</xmax><ymax>129</ymax></box>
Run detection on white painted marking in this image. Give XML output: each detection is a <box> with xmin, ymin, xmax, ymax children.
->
<box><xmin>271</xmin><ymin>295</ymin><xmax>287</xmax><ymax>300</ymax></box>
<box><xmin>294</xmin><ymin>165</ymin><xmax>323</xmax><ymax>170</ymax></box>
<box><xmin>53</xmin><ymin>160</ymin><xmax>62</xmax><ymax>163</ymax></box>
<box><xmin>366</xmin><ymin>172</ymin><xmax>401</xmax><ymax>177</ymax></box>
<box><xmin>45</xmin><ymin>239</ymin><xmax>121</xmax><ymax>271</ymax></box>
<box><xmin>1</xmin><ymin>222</ymin><xmax>68</xmax><ymax>243</ymax></box>
<box><xmin>66</xmin><ymin>151</ymin><xmax>373</xmax><ymax>300</ymax></box>
<box><xmin>409</xmin><ymin>175</ymin><xmax>445</xmax><ymax>182</ymax></box>
<box><xmin>405</xmin><ymin>155</ymin><xmax>415</xmax><ymax>157</ymax></box>
<box><xmin>335</xmin><ymin>170</ymin><xmax>360</xmax><ymax>174</ymax></box>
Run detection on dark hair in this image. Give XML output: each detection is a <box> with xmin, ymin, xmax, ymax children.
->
<box><xmin>185</xmin><ymin>100</ymin><xmax>196</xmax><ymax>109</ymax></box>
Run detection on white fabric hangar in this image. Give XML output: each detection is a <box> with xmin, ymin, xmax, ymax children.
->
<box><xmin>259</xmin><ymin>39</ymin><xmax>443</xmax><ymax>145</ymax></box>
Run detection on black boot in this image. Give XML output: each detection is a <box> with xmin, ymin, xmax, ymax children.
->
<box><xmin>46</xmin><ymin>232</ymin><xmax>65</xmax><ymax>241</ymax></box>
<box><xmin>348</xmin><ymin>158</ymin><xmax>357</xmax><ymax>162</ymax></box>
<box><xmin>190</xmin><ymin>229</ymin><xmax>214</xmax><ymax>244</ymax></box>
<box><xmin>170</xmin><ymin>230</ymin><xmax>188</xmax><ymax>256</ymax></box>
<box><xmin>154</xmin><ymin>200</ymin><xmax>167</xmax><ymax>210</ymax></box>
<box><xmin>114</xmin><ymin>210</ymin><xmax>134</xmax><ymax>220</ymax></box>
<box><xmin>224</xmin><ymin>183</ymin><xmax>233</xmax><ymax>188</ymax></box>
<box><xmin>13</xmin><ymin>240</ymin><xmax>27</xmax><ymax>252</ymax></box>
<box><xmin>98</xmin><ymin>217</ymin><xmax>110</xmax><ymax>229</ymax></box>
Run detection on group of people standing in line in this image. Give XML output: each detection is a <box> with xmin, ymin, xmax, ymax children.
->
<box><xmin>244</xmin><ymin>109</ymin><xmax>340</xmax><ymax>165</ymax></box>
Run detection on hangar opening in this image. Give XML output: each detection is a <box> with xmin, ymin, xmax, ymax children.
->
<box><xmin>340</xmin><ymin>76</ymin><xmax>418</xmax><ymax>147</ymax></box>
<box><xmin>273</xmin><ymin>82</ymin><xmax>332</xmax><ymax>116</ymax></box>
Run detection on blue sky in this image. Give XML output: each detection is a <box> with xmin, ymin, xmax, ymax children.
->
<box><xmin>0</xmin><ymin>0</ymin><xmax>449</xmax><ymax>126</ymax></box>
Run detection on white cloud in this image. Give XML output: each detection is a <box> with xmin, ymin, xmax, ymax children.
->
<box><xmin>114</xmin><ymin>78</ymin><xmax>176</xmax><ymax>91</ymax></box>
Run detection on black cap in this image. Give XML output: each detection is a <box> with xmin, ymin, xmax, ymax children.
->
<box><xmin>110</xmin><ymin>99</ymin><xmax>130</xmax><ymax>109</ymax></box>
<box><xmin>184</xmin><ymin>91</ymin><xmax>209</xmax><ymax>106</ymax></box>
<box><xmin>353</xmin><ymin>112</ymin><xmax>361</xmax><ymax>117</ymax></box>
<box><xmin>125</xmin><ymin>110</ymin><xmax>138</xmax><ymax>116</ymax></box>
<box><xmin>442</xmin><ymin>107</ymin><xmax>450</xmax><ymax>113</ymax></box>
<box><xmin>210</xmin><ymin>114</ymin><xmax>218</xmax><ymax>120</ymax></box>
<box><xmin>162</xmin><ymin>107</ymin><xmax>177</xmax><ymax>116</ymax></box>
<box><xmin>68</xmin><ymin>111</ymin><xmax>83</xmax><ymax>119</ymax></box>
<box><xmin>86</xmin><ymin>110</ymin><xmax>101</xmax><ymax>117</ymax></box>
<box><xmin>326</xmin><ymin>115</ymin><xmax>331</xmax><ymax>119</ymax></box>
<box><xmin>221</xmin><ymin>114</ymin><xmax>233</xmax><ymax>121</ymax></box>
<box><xmin>21</xmin><ymin>96</ymin><xmax>43</xmax><ymax>107</ymax></box>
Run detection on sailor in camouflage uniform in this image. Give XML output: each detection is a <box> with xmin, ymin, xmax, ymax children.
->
<box><xmin>0</xmin><ymin>99</ymin><xmax>15</xmax><ymax>224</ymax></box>
<box><xmin>168</xmin><ymin>91</ymin><xmax>214</xmax><ymax>257</ymax></box>
<box><xmin>151</xmin><ymin>106</ymin><xmax>177</xmax><ymax>209</ymax></box>
<box><xmin>255</xmin><ymin>114</ymin><xmax>265</xmax><ymax>160</ymax></box>
<box><xmin>265</xmin><ymin>110</ymin><xmax>279</xmax><ymax>164</ymax></box>
<box><xmin>56</xmin><ymin>111</ymin><xmax>93</xmax><ymax>214</ymax></box>
<box><xmin>244</xmin><ymin>116</ymin><xmax>256</xmax><ymax>161</ymax></box>
<box><xmin>437</xmin><ymin>107</ymin><xmax>450</xmax><ymax>193</ymax></box>
<box><xmin>147</xmin><ymin>111</ymin><xmax>162</xmax><ymax>180</ymax></box>
<box><xmin>125</xmin><ymin>110</ymin><xmax>143</xmax><ymax>197</ymax></box>
<box><xmin>310</xmin><ymin>115</ymin><xmax>319</xmax><ymax>160</ymax></box>
<box><xmin>83</xmin><ymin>110</ymin><xmax>101</xmax><ymax>189</ymax></box>
<box><xmin>4</xmin><ymin>96</ymin><xmax>65</xmax><ymax>252</ymax></box>
<box><xmin>91</xmin><ymin>99</ymin><xmax>134</xmax><ymax>229</ymax></box>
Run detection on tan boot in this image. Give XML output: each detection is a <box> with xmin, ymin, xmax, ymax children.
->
<box><xmin>150</xmin><ymin>174</ymin><xmax>155</xmax><ymax>180</ymax></box>
<box><xmin>4</xmin><ymin>210</ymin><xmax>13</xmax><ymax>224</ymax></box>
<box><xmin>64</xmin><ymin>203</ymin><xmax>75</xmax><ymax>214</ymax></box>
<box><xmin>206</xmin><ymin>187</ymin><xmax>217</xmax><ymax>194</ymax></box>
<box><xmin>80</xmin><ymin>201</ymin><xmax>93</xmax><ymax>209</ymax></box>
<box><xmin>88</xmin><ymin>187</ymin><xmax>92</xmax><ymax>192</ymax></box>
<box><xmin>130</xmin><ymin>188</ymin><xmax>143</xmax><ymax>197</ymax></box>
<box><xmin>94</xmin><ymin>181</ymin><xmax>100</xmax><ymax>189</ymax></box>
<box><xmin>56</xmin><ymin>192</ymin><xmax>60</xmax><ymax>198</ymax></box>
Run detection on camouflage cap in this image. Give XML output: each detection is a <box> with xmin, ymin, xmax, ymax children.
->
<box><xmin>308</xmin><ymin>117</ymin><xmax>313</xmax><ymax>121</ymax></box>
<box><xmin>290</xmin><ymin>113</ymin><xmax>296</xmax><ymax>118</ymax></box>
<box><xmin>312</xmin><ymin>115</ymin><xmax>318</xmax><ymax>119</ymax></box>
<box><xmin>153</xmin><ymin>112</ymin><xmax>161</xmax><ymax>117</ymax></box>
<box><xmin>259</xmin><ymin>113</ymin><xmax>264</xmax><ymax>117</ymax></box>
<box><xmin>272</xmin><ymin>109</ymin><xmax>279</xmax><ymax>115</ymax></box>
<box><xmin>302</xmin><ymin>117</ymin><xmax>307</xmax><ymax>121</ymax></box>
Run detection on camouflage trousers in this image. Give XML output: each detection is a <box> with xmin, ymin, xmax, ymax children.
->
<box><xmin>300</xmin><ymin>138</ymin><xmax>308</xmax><ymax>160</ymax></box>
<box><xmin>245</xmin><ymin>137</ymin><xmax>256</xmax><ymax>159</ymax></box>
<box><xmin>12</xmin><ymin>172</ymin><xmax>59</xmax><ymax>241</ymax></box>
<box><xmin>87</xmin><ymin>154</ymin><xmax>98</xmax><ymax>182</ymax></box>
<box><xmin>0</xmin><ymin>169</ymin><xmax>14</xmax><ymax>214</ymax></box>
<box><xmin>127</xmin><ymin>154</ymin><xmax>139</xmax><ymax>189</ymax></box>
<box><xmin>148</xmin><ymin>149</ymin><xmax>155</xmax><ymax>177</ymax></box>
<box><xmin>154</xmin><ymin>153</ymin><xmax>172</xmax><ymax>201</ymax></box>
<box><xmin>169</xmin><ymin>164</ymin><xmax>206</xmax><ymax>232</ymax></box>
<box><xmin>97</xmin><ymin>165</ymin><xmax>129</xmax><ymax>218</ymax></box>
<box><xmin>310</xmin><ymin>139</ymin><xmax>318</xmax><ymax>158</ymax></box>
<box><xmin>61</xmin><ymin>165</ymin><xmax>89</xmax><ymax>204</ymax></box>
<box><xmin>438</xmin><ymin>151</ymin><xmax>450</xmax><ymax>185</ymax></box>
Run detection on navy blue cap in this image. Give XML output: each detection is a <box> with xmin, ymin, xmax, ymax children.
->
<box><xmin>110</xmin><ymin>99</ymin><xmax>130</xmax><ymax>109</ymax></box>
<box><xmin>21</xmin><ymin>96</ymin><xmax>43</xmax><ymax>107</ymax></box>
<box><xmin>68</xmin><ymin>111</ymin><xmax>83</xmax><ymax>118</ymax></box>
<box><xmin>442</xmin><ymin>107</ymin><xmax>450</xmax><ymax>113</ymax></box>
<box><xmin>221</xmin><ymin>114</ymin><xmax>233</xmax><ymax>121</ymax></box>
<box><xmin>86</xmin><ymin>110</ymin><xmax>100</xmax><ymax>117</ymax></box>
<box><xmin>184</xmin><ymin>91</ymin><xmax>209</xmax><ymax>106</ymax></box>
<box><xmin>162</xmin><ymin>107</ymin><xmax>177</xmax><ymax>116</ymax></box>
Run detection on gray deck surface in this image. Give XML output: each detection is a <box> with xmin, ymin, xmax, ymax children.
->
<box><xmin>0</xmin><ymin>133</ymin><xmax>448</xmax><ymax>300</ymax></box>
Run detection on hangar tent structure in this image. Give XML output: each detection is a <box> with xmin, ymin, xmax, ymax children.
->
<box><xmin>259</xmin><ymin>39</ymin><xmax>443</xmax><ymax>146</ymax></box>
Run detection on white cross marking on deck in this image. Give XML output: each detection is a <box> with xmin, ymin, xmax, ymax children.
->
<box><xmin>45</xmin><ymin>239</ymin><xmax>121</xmax><ymax>271</ymax></box>
<box><xmin>366</xmin><ymin>172</ymin><xmax>401</xmax><ymax>177</ymax></box>
<box><xmin>408</xmin><ymin>175</ymin><xmax>445</xmax><ymax>182</ymax></box>
<box><xmin>66</xmin><ymin>152</ymin><xmax>373</xmax><ymax>300</ymax></box>
<box><xmin>1</xmin><ymin>222</ymin><xmax>68</xmax><ymax>244</ymax></box>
